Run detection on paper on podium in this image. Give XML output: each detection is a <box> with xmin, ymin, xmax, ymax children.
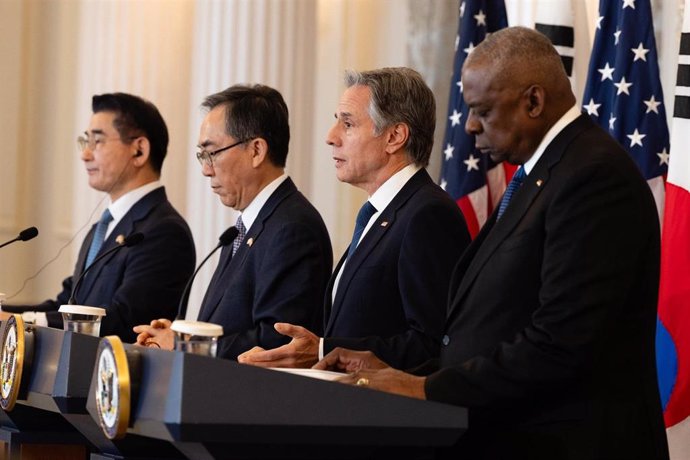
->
<box><xmin>269</xmin><ymin>367</ymin><xmax>344</xmax><ymax>381</ymax></box>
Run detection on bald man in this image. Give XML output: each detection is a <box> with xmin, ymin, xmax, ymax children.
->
<box><xmin>314</xmin><ymin>26</ymin><xmax>669</xmax><ymax>460</ymax></box>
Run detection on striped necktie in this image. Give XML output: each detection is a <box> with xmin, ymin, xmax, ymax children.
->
<box><xmin>85</xmin><ymin>208</ymin><xmax>113</xmax><ymax>267</ymax></box>
<box><xmin>497</xmin><ymin>167</ymin><xmax>526</xmax><ymax>220</ymax></box>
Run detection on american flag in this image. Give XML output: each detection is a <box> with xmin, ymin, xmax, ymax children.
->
<box><xmin>657</xmin><ymin>1</ymin><xmax>690</xmax><ymax>456</ymax></box>
<box><xmin>438</xmin><ymin>0</ymin><xmax>509</xmax><ymax>238</ymax></box>
<box><xmin>582</xmin><ymin>0</ymin><xmax>669</xmax><ymax>217</ymax></box>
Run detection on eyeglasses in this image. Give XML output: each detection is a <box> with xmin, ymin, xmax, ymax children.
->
<box><xmin>77</xmin><ymin>134</ymin><xmax>135</xmax><ymax>151</ymax></box>
<box><xmin>195</xmin><ymin>139</ymin><xmax>250</xmax><ymax>167</ymax></box>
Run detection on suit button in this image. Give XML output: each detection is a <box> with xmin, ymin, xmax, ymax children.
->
<box><xmin>442</xmin><ymin>335</ymin><xmax>450</xmax><ymax>346</ymax></box>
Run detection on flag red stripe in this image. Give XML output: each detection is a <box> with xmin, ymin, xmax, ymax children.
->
<box><xmin>659</xmin><ymin>182</ymin><xmax>690</xmax><ymax>427</ymax></box>
<box><xmin>458</xmin><ymin>196</ymin><xmax>480</xmax><ymax>239</ymax></box>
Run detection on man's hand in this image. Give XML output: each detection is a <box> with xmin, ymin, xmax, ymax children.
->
<box><xmin>133</xmin><ymin>318</ymin><xmax>174</xmax><ymax>350</ymax></box>
<box><xmin>237</xmin><ymin>322</ymin><xmax>319</xmax><ymax>368</ymax></box>
<box><xmin>315</xmin><ymin>348</ymin><xmax>427</xmax><ymax>400</ymax></box>
<box><xmin>312</xmin><ymin>347</ymin><xmax>388</xmax><ymax>373</ymax></box>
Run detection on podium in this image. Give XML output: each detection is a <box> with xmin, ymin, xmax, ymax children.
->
<box><xmin>0</xmin><ymin>319</ymin><xmax>468</xmax><ymax>459</ymax></box>
<box><xmin>0</xmin><ymin>325</ymin><xmax>96</xmax><ymax>459</ymax></box>
<box><xmin>86</xmin><ymin>346</ymin><xmax>468</xmax><ymax>459</ymax></box>
<box><xmin>0</xmin><ymin>324</ymin><xmax>181</xmax><ymax>459</ymax></box>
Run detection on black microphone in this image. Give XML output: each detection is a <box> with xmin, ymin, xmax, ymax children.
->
<box><xmin>0</xmin><ymin>226</ymin><xmax>39</xmax><ymax>249</ymax></box>
<box><xmin>68</xmin><ymin>232</ymin><xmax>145</xmax><ymax>305</ymax></box>
<box><xmin>176</xmin><ymin>226</ymin><xmax>238</xmax><ymax>320</ymax></box>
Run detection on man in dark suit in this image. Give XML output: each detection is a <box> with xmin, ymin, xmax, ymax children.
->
<box><xmin>4</xmin><ymin>93</ymin><xmax>196</xmax><ymax>343</ymax></box>
<box><xmin>134</xmin><ymin>85</ymin><xmax>333</xmax><ymax>360</ymax></box>
<box><xmin>313</xmin><ymin>27</ymin><xmax>669</xmax><ymax>460</ymax></box>
<box><xmin>238</xmin><ymin>67</ymin><xmax>470</xmax><ymax>370</ymax></box>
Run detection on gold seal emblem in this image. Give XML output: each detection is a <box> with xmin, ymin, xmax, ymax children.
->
<box><xmin>0</xmin><ymin>314</ymin><xmax>34</xmax><ymax>411</ymax></box>
<box><xmin>95</xmin><ymin>336</ymin><xmax>131</xmax><ymax>439</ymax></box>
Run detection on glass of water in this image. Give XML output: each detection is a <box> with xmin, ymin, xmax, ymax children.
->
<box><xmin>170</xmin><ymin>320</ymin><xmax>223</xmax><ymax>357</ymax></box>
<box><xmin>58</xmin><ymin>305</ymin><xmax>106</xmax><ymax>337</ymax></box>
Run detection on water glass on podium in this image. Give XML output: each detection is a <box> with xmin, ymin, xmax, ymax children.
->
<box><xmin>170</xmin><ymin>320</ymin><xmax>223</xmax><ymax>357</ymax></box>
<box><xmin>58</xmin><ymin>305</ymin><xmax>106</xmax><ymax>337</ymax></box>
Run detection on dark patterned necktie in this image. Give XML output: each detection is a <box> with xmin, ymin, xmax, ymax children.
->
<box><xmin>497</xmin><ymin>167</ymin><xmax>526</xmax><ymax>220</ymax></box>
<box><xmin>232</xmin><ymin>215</ymin><xmax>247</xmax><ymax>256</ymax></box>
<box><xmin>85</xmin><ymin>208</ymin><xmax>113</xmax><ymax>267</ymax></box>
<box><xmin>347</xmin><ymin>201</ymin><xmax>377</xmax><ymax>259</ymax></box>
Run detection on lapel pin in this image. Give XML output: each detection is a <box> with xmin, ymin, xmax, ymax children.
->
<box><xmin>115</xmin><ymin>234</ymin><xmax>126</xmax><ymax>245</ymax></box>
<box><xmin>247</xmin><ymin>237</ymin><xmax>254</xmax><ymax>247</ymax></box>
<box><xmin>381</xmin><ymin>221</ymin><xmax>389</xmax><ymax>227</ymax></box>
<box><xmin>536</xmin><ymin>179</ymin><xmax>543</xmax><ymax>187</ymax></box>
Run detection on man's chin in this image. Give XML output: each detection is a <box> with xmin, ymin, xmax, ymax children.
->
<box><xmin>88</xmin><ymin>180</ymin><xmax>107</xmax><ymax>192</ymax></box>
<box><xmin>220</xmin><ymin>196</ymin><xmax>240</xmax><ymax>210</ymax></box>
<box><xmin>488</xmin><ymin>152</ymin><xmax>503</xmax><ymax>164</ymax></box>
<box><xmin>488</xmin><ymin>152</ymin><xmax>518</xmax><ymax>165</ymax></box>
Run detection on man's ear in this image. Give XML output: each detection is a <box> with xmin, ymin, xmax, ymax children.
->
<box><xmin>384</xmin><ymin>122</ymin><xmax>410</xmax><ymax>154</ymax></box>
<box><xmin>525</xmin><ymin>85</ymin><xmax>545</xmax><ymax>118</ymax></box>
<box><xmin>250</xmin><ymin>138</ymin><xmax>270</xmax><ymax>167</ymax></box>
<box><xmin>132</xmin><ymin>137</ymin><xmax>150</xmax><ymax>162</ymax></box>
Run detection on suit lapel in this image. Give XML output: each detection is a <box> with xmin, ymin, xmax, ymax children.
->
<box><xmin>197</xmin><ymin>178</ymin><xmax>298</xmax><ymax>321</ymax></box>
<box><xmin>323</xmin><ymin>253</ymin><xmax>346</xmax><ymax>332</ymax></box>
<box><xmin>325</xmin><ymin>169</ymin><xmax>432</xmax><ymax>333</ymax></box>
<box><xmin>77</xmin><ymin>188</ymin><xmax>167</xmax><ymax>301</ymax></box>
<box><xmin>447</xmin><ymin>114</ymin><xmax>593</xmax><ymax>316</ymax></box>
<box><xmin>75</xmin><ymin>227</ymin><xmax>95</xmax><ymax>280</ymax></box>
<box><xmin>197</xmin><ymin>245</ymin><xmax>232</xmax><ymax>321</ymax></box>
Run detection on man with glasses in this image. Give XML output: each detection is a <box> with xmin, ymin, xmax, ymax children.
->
<box><xmin>238</xmin><ymin>68</ymin><xmax>470</xmax><ymax>370</ymax></box>
<box><xmin>134</xmin><ymin>84</ymin><xmax>333</xmax><ymax>360</ymax></box>
<box><xmin>4</xmin><ymin>93</ymin><xmax>196</xmax><ymax>343</ymax></box>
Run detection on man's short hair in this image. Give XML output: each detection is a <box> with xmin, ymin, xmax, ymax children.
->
<box><xmin>92</xmin><ymin>93</ymin><xmax>169</xmax><ymax>174</ymax></box>
<box><xmin>344</xmin><ymin>67</ymin><xmax>436</xmax><ymax>167</ymax></box>
<box><xmin>202</xmin><ymin>85</ymin><xmax>290</xmax><ymax>167</ymax></box>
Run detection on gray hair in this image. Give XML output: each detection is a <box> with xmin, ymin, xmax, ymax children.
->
<box><xmin>466</xmin><ymin>26</ymin><xmax>568</xmax><ymax>88</ymax></box>
<box><xmin>344</xmin><ymin>67</ymin><xmax>436</xmax><ymax>167</ymax></box>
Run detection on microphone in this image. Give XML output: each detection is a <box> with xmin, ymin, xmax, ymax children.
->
<box><xmin>176</xmin><ymin>226</ymin><xmax>238</xmax><ymax>320</ymax></box>
<box><xmin>68</xmin><ymin>232</ymin><xmax>145</xmax><ymax>305</ymax></box>
<box><xmin>0</xmin><ymin>227</ymin><xmax>39</xmax><ymax>249</ymax></box>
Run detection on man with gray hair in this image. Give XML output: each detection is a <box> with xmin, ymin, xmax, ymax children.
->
<box><xmin>239</xmin><ymin>67</ymin><xmax>470</xmax><ymax>369</ymax></box>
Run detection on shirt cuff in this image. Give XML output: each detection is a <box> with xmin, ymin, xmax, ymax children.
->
<box><xmin>21</xmin><ymin>311</ymin><xmax>48</xmax><ymax>327</ymax></box>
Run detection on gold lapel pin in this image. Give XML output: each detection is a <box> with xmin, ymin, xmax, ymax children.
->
<box><xmin>247</xmin><ymin>237</ymin><xmax>254</xmax><ymax>247</ymax></box>
<box><xmin>115</xmin><ymin>234</ymin><xmax>126</xmax><ymax>245</ymax></box>
<box><xmin>381</xmin><ymin>221</ymin><xmax>389</xmax><ymax>227</ymax></box>
<box><xmin>536</xmin><ymin>179</ymin><xmax>543</xmax><ymax>187</ymax></box>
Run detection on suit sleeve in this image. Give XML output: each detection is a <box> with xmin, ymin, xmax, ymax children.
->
<box><xmin>215</xmin><ymin>220</ymin><xmax>331</xmax><ymax>359</ymax></box>
<box><xmin>425</xmin><ymin>160</ymin><xmax>659</xmax><ymax>408</ymax></box>
<box><xmin>100</xmin><ymin>214</ymin><xmax>196</xmax><ymax>342</ymax></box>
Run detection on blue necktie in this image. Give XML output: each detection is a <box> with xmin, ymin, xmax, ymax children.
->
<box><xmin>232</xmin><ymin>215</ymin><xmax>247</xmax><ymax>256</ymax></box>
<box><xmin>497</xmin><ymin>167</ymin><xmax>526</xmax><ymax>220</ymax></box>
<box><xmin>347</xmin><ymin>201</ymin><xmax>377</xmax><ymax>259</ymax></box>
<box><xmin>85</xmin><ymin>208</ymin><xmax>113</xmax><ymax>267</ymax></box>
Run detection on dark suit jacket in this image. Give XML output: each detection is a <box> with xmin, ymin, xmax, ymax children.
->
<box><xmin>422</xmin><ymin>115</ymin><xmax>668</xmax><ymax>459</ymax></box>
<box><xmin>323</xmin><ymin>169</ymin><xmax>470</xmax><ymax>369</ymax></box>
<box><xmin>197</xmin><ymin>178</ymin><xmax>333</xmax><ymax>360</ymax></box>
<box><xmin>6</xmin><ymin>187</ymin><xmax>196</xmax><ymax>343</ymax></box>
